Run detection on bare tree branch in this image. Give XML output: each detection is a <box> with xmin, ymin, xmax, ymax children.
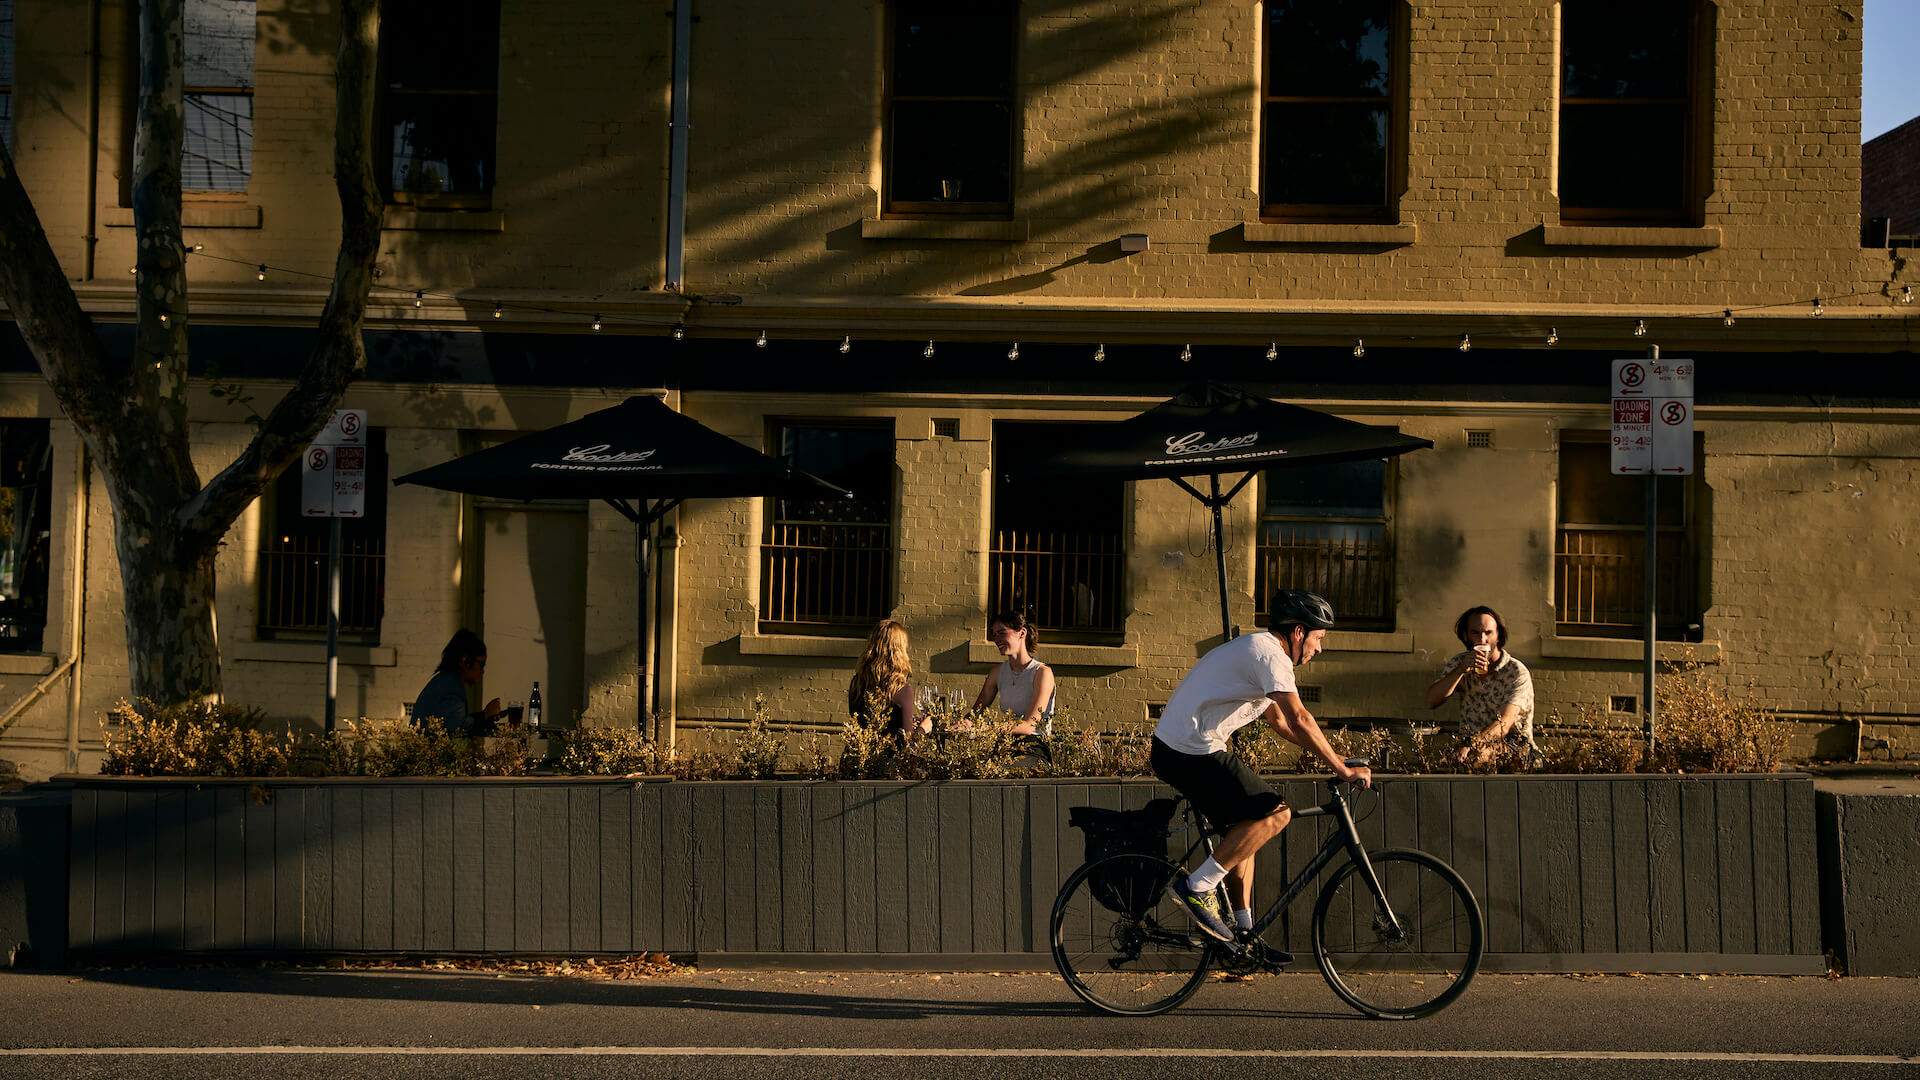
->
<box><xmin>177</xmin><ymin>0</ymin><xmax>384</xmax><ymax>556</ymax></box>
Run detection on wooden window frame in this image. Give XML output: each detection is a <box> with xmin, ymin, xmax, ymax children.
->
<box><xmin>1258</xmin><ymin>0</ymin><xmax>1409</xmax><ymax>224</ymax></box>
<box><xmin>881</xmin><ymin>1</ymin><xmax>1019</xmax><ymax>219</ymax></box>
<box><xmin>376</xmin><ymin>0</ymin><xmax>501</xmax><ymax>210</ymax></box>
<box><xmin>987</xmin><ymin>421</ymin><xmax>1128</xmax><ymax>646</ymax></box>
<box><xmin>1557</xmin><ymin>0</ymin><xmax>1714</xmax><ymax>226</ymax></box>
<box><xmin>759</xmin><ymin>418</ymin><xmax>896</xmax><ymax>637</ymax></box>
<box><xmin>255</xmin><ymin>429</ymin><xmax>389</xmax><ymax>644</ymax></box>
<box><xmin>1254</xmin><ymin>457</ymin><xmax>1397</xmax><ymax>632</ymax></box>
<box><xmin>181</xmin><ymin>0</ymin><xmax>256</xmax><ymax>194</ymax></box>
<box><xmin>1554</xmin><ymin>431</ymin><xmax>1704</xmax><ymax>641</ymax></box>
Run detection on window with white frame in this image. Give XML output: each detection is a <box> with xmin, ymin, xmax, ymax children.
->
<box><xmin>183</xmin><ymin>0</ymin><xmax>256</xmax><ymax>192</ymax></box>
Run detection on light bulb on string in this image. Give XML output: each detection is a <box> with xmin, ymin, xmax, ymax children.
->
<box><xmin>839</xmin><ymin>335</ymin><xmax>853</xmax><ymax>354</ymax></box>
<box><xmin>1812</xmin><ymin>297</ymin><xmax>1825</xmax><ymax>317</ymax></box>
<box><xmin>129</xmin><ymin>265</ymin><xmax>138</xmax><ymax>276</ymax></box>
<box><xmin>1265</xmin><ymin>341</ymin><xmax>1278</xmax><ymax>362</ymax></box>
<box><xmin>1723</xmin><ymin>309</ymin><xmax>1736</xmax><ymax>327</ymax></box>
<box><xmin>183</xmin><ymin>243</ymin><xmax>204</xmax><ymax>254</ymax></box>
<box><xmin>591</xmin><ymin>314</ymin><xmax>603</xmax><ymax>332</ymax></box>
<box><xmin>672</xmin><ymin>323</ymin><xmax>687</xmax><ymax>341</ymax></box>
<box><xmin>492</xmin><ymin>303</ymin><xmax>504</xmax><ymax>320</ymax></box>
<box><xmin>413</xmin><ymin>291</ymin><xmax>424</xmax><ymax>309</ymax></box>
<box><xmin>1633</xmin><ymin>319</ymin><xmax>1647</xmax><ymax>338</ymax></box>
<box><xmin>157</xmin><ymin>311</ymin><xmax>171</xmax><ymax>326</ymax></box>
<box><xmin>922</xmin><ymin>340</ymin><xmax>936</xmax><ymax>360</ymax></box>
<box><xmin>1545</xmin><ymin>327</ymin><xmax>1558</xmax><ymax>347</ymax></box>
<box><xmin>1458</xmin><ymin>334</ymin><xmax>1471</xmax><ymax>353</ymax></box>
<box><xmin>1903</xmin><ymin>286</ymin><xmax>1914</xmax><ymax>305</ymax></box>
<box><xmin>256</xmin><ymin>264</ymin><xmax>267</xmax><ymax>281</ymax></box>
<box><xmin>1352</xmin><ymin>338</ymin><xmax>1366</xmax><ymax>358</ymax></box>
<box><xmin>1092</xmin><ymin>343</ymin><xmax>1106</xmax><ymax>363</ymax></box>
<box><xmin>755</xmin><ymin>330</ymin><xmax>769</xmax><ymax>348</ymax></box>
<box><xmin>1007</xmin><ymin>341</ymin><xmax>1020</xmax><ymax>362</ymax></box>
<box><xmin>1179</xmin><ymin>343</ymin><xmax>1192</xmax><ymax>363</ymax></box>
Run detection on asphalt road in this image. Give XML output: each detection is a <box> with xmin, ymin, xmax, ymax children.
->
<box><xmin>1</xmin><ymin>966</ymin><xmax>1915</xmax><ymax>1079</ymax></box>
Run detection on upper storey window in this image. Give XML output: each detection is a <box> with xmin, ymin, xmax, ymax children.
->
<box><xmin>379</xmin><ymin>0</ymin><xmax>500</xmax><ymax>208</ymax></box>
<box><xmin>1261</xmin><ymin>0</ymin><xmax>1401</xmax><ymax>222</ymax></box>
<box><xmin>183</xmin><ymin>0</ymin><xmax>255</xmax><ymax>192</ymax></box>
<box><xmin>884</xmin><ymin>1</ymin><xmax>1016</xmax><ymax>216</ymax></box>
<box><xmin>1560</xmin><ymin>1</ymin><xmax>1706</xmax><ymax>223</ymax></box>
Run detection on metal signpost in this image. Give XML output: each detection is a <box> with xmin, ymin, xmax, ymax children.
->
<box><xmin>302</xmin><ymin>409</ymin><xmax>368</xmax><ymax>733</ymax></box>
<box><xmin>1612</xmin><ymin>351</ymin><xmax>1694</xmax><ymax>753</ymax></box>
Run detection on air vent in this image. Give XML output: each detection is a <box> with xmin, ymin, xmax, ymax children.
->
<box><xmin>932</xmin><ymin>417</ymin><xmax>960</xmax><ymax>439</ymax></box>
<box><xmin>1465</xmin><ymin>429</ymin><xmax>1495</xmax><ymax>449</ymax></box>
<box><xmin>1299</xmin><ymin>685</ymin><xmax>1323</xmax><ymax>703</ymax></box>
<box><xmin>1610</xmin><ymin>695</ymin><xmax>1637</xmax><ymax>713</ymax></box>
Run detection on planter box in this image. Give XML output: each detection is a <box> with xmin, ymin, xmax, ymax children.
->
<box><xmin>60</xmin><ymin>774</ymin><xmax>1824</xmax><ymax>973</ymax></box>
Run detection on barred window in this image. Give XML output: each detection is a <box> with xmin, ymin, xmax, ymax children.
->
<box><xmin>1559</xmin><ymin>1</ymin><xmax>1705</xmax><ymax>223</ymax></box>
<box><xmin>257</xmin><ymin>430</ymin><xmax>388</xmax><ymax>641</ymax></box>
<box><xmin>0</xmin><ymin>0</ymin><xmax>14</xmax><ymax>152</ymax></box>
<box><xmin>760</xmin><ymin>422</ymin><xmax>893</xmax><ymax>635</ymax></box>
<box><xmin>379</xmin><ymin>0</ymin><xmax>500</xmax><ymax>207</ymax></box>
<box><xmin>183</xmin><ymin>0</ymin><xmax>255</xmax><ymax>192</ymax></box>
<box><xmin>0</xmin><ymin>420</ymin><xmax>53</xmax><ymax>654</ymax></box>
<box><xmin>1256</xmin><ymin>457</ymin><xmax>1394</xmax><ymax>631</ymax></box>
<box><xmin>1261</xmin><ymin>0</ymin><xmax>1401</xmax><ymax>221</ymax></box>
<box><xmin>990</xmin><ymin>422</ymin><xmax>1126</xmax><ymax>643</ymax></box>
<box><xmin>1555</xmin><ymin>435</ymin><xmax>1701</xmax><ymax>639</ymax></box>
<box><xmin>884</xmin><ymin>0</ymin><xmax>1016</xmax><ymax>215</ymax></box>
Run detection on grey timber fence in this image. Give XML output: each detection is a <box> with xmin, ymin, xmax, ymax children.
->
<box><xmin>60</xmin><ymin>774</ymin><xmax>1824</xmax><ymax>973</ymax></box>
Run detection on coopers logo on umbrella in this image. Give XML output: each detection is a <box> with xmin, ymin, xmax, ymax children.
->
<box><xmin>1143</xmin><ymin>429</ymin><xmax>1282</xmax><ymax>467</ymax></box>
<box><xmin>532</xmin><ymin>444</ymin><xmax>662</xmax><ymax>472</ymax></box>
<box><xmin>1164</xmin><ymin>431</ymin><xmax>1259</xmax><ymax>456</ymax></box>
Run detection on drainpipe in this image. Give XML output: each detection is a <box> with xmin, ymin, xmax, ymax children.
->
<box><xmin>81</xmin><ymin>0</ymin><xmax>102</xmax><ymax>279</ymax></box>
<box><xmin>664</xmin><ymin>0</ymin><xmax>692</xmax><ymax>292</ymax></box>
<box><xmin>64</xmin><ymin>445</ymin><xmax>90</xmax><ymax>772</ymax></box>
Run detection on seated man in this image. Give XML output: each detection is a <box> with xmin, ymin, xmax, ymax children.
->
<box><xmin>1427</xmin><ymin>605</ymin><xmax>1539</xmax><ymax>768</ymax></box>
<box><xmin>1151</xmin><ymin>589</ymin><xmax>1372</xmax><ymax>947</ymax></box>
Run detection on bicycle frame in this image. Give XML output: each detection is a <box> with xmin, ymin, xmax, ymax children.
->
<box><xmin>1174</xmin><ymin>780</ymin><xmax>1403</xmax><ymax>942</ymax></box>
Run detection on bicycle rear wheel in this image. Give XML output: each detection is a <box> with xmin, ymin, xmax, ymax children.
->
<box><xmin>1050</xmin><ymin>853</ymin><xmax>1214</xmax><ymax>1016</ymax></box>
<box><xmin>1311</xmin><ymin>847</ymin><xmax>1484</xmax><ymax>1020</ymax></box>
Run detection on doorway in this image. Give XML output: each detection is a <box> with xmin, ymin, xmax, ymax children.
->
<box><xmin>478</xmin><ymin>503</ymin><xmax>587</xmax><ymax>729</ymax></box>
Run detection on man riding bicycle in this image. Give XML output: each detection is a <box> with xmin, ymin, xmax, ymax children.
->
<box><xmin>1151</xmin><ymin>589</ymin><xmax>1373</xmax><ymax>948</ymax></box>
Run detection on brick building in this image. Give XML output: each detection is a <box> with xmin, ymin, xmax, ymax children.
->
<box><xmin>1</xmin><ymin>0</ymin><xmax>1917</xmax><ymax>779</ymax></box>
<box><xmin>1863</xmin><ymin>114</ymin><xmax>1920</xmax><ymax>242</ymax></box>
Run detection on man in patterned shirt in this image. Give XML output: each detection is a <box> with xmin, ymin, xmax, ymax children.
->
<box><xmin>1426</xmin><ymin>606</ymin><xmax>1537</xmax><ymax>767</ymax></box>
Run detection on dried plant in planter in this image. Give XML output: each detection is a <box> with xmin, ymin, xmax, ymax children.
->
<box><xmin>100</xmin><ymin>699</ymin><xmax>290</xmax><ymax>777</ymax></box>
<box><xmin>1648</xmin><ymin>654</ymin><xmax>1787</xmax><ymax>773</ymax></box>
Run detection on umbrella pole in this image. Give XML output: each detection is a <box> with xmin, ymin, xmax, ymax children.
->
<box><xmin>1209</xmin><ymin>474</ymin><xmax>1232</xmax><ymax>642</ymax></box>
<box><xmin>637</xmin><ymin>518</ymin><xmax>652</xmax><ymax>738</ymax></box>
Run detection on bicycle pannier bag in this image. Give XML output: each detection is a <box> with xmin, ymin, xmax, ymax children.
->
<box><xmin>1067</xmin><ymin>798</ymin><xmax>1179</xmax><ymax>915</ymax></box>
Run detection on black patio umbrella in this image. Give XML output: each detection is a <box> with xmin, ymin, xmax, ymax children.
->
<box><xmin>395</xmin><ymin>395</ymin><xmax>848</xmax><ymax>735</ymax></box>
<box><xmin>1011</xmin><ymin>380</ymin><xmax>1433</xmax><ymax>642</ymax></box>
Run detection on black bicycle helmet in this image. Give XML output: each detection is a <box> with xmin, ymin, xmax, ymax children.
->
<box><xmin>1269</xmin><ymin>589</ymin><xmax>1335</xmax><ymax>631</ymax></box>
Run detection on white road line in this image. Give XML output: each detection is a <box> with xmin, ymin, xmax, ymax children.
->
<box><xmin>0</xmin><ymin>1047</ymin><xmax>1914</xmax><ymax>1064</ymax></box>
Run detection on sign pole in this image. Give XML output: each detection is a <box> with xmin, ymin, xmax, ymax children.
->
<box><xmin>326</xmin><ymin>515</ymin><xmax>342</xmax><ymax>735</ymax></box>
<box><xmin>1642</xmin><ymin>345</ymin><xmax>1659</xmax><ymax>756</ymax></box>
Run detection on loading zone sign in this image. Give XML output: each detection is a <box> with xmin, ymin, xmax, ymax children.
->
<box><xmin>1612</xmin><ymin>360</ymin><xmax>1694</xmax><ymax>476</ymax></box>
<box><xmin>302</xmin><ymin>409</ymin><xmax>368</xmax><ymax>518</ymax></box>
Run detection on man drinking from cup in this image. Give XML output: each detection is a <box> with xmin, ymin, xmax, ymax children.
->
<box><xmin>1426</xmin><ymin>606</ymin><xmax>1538</xmax><ymax>768</ymax></box>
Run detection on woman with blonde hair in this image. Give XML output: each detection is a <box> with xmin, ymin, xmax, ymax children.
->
<box><xmin>848</xmin><ymin>618</ymin><xmax>920</xmax><ymax>745</ymax></box>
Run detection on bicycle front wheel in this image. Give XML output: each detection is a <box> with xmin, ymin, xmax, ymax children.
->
<box><xmin>1312</xmin><ymin>847</ymin><xmax>1484</xmax><ymax>1020</ymax></box>
<box><xmin>1050</xmin><ymin>853</ymin><xmax>1214</xmax><ymax>1016</ymax></box>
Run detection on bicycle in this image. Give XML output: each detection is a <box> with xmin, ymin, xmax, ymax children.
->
<box><xmin>1049</xmin><ymin>760</ymin><xmax>1484</xmax><ymax>1019</ymax></box>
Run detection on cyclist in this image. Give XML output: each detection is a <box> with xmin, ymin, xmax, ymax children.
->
<box><xmin>1151</xmin><ymin>589</ymin><xmax>1372</xmax><ymax>948</ymax></box>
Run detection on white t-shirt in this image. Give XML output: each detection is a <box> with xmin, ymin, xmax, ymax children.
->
<box><xmin>1153</xmin><ymin>632</ymin><xmax>1297</xmax><ymax>755</ymax></box>
<box><xmin>992</xmin><ymin>658</ymin><xmax>1056</xmax><ymax>736</ymax></box>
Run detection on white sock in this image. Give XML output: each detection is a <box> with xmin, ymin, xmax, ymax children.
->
<box><xmin>1186</xmin><ymin>857</ymin><xmax>1228</xmax><ymax>894</ymax></box>
<box><xmin>1234</xmin><ymin>908</ymin><xmax>1254</xmax><ymax>932</ymax></box>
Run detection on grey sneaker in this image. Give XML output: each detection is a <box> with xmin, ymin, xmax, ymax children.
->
<box><xmin>1237</xmin><ymin>934</ymin><xmax>1293</xmax><ymax>969</ymax></box>
<box><xmin>1171</xmin><ymin>876</ymin><xmax>1234</xmax><ymax>943</ymax></box>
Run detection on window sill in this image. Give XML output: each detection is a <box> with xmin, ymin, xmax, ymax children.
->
<box><xmin>383</xmin><ymin>208</ymin><xmax>507</xmax><ymax>232</ymax></box>
<box><xmin>230</xmin><ymin>641</ymin><xmax>399</xmax><ymax>667</ymax></box>
<box><xmin>1242</xmin><ymin>221</ymin><xmax>1416</xmax><ymax>247</ymax></box>
<box><xmin>966</xmin><ymin>640</ymin><xmax>1138</xmax><ymax>668</ymax></box>
<box><xmin>738</xmin><ymin>633</ymin><xmax>865</xmax><ymax>659</ymax></box>
<box><xmin>1540</xmin><ymin>637</ymin><xmax>1721</xmax><ymax>663</ymax></box>
<box><xmin>1540</xmin><ymin>224</ymin><xmax>1721</xmax><ymax>250</ymax></box>
<box><xmin>860</xmin><ymin>217</ymin><xmax>1026</xmax><ymax>242</ymax></box>
<box><xmin>1322</xmin><ymin>630</ymin><xmax>1413</xmax><ymax>654</ymax></box>
<box><xmin>0</xmin><ymin>653</ymin><xmax>58</xmax><ymax>676</ymax></box>
<box><xmin>105</xmin><ymin>204</ymin><xmax>262</xmax><ymax>229</ymax></box>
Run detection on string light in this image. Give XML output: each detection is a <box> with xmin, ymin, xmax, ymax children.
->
<box><xmin>839</xmin><ymin>335</ymin><xmax>852</xmax><ymax>354</ymax></box>
<box><xmin>1458</xmin><ymin>334</ymin><xmax>1471</xmax><ymax>353</ymax></box>
<box><xmin>1265</xmin><ymin>341</ymin><xmax>1278</xmax><ymax>361</ymax></box>
<box><xmin>1723</xmin><ymin>309</ymin><xmax>1735</xmax><ymax>327</ymax></box>
<box><xmin>1179</xmin><ymin>343</ymin><xmax>1192</xmax><ymax>363</ymax></box>
<box><xmin>156</xmin><ymin>311</ymin><xmax>171</xmax><ymax>326</ymax></box>
<box><xmin>1351</xmin><ymin>338</ymin><xmax>1366</xmax><ymax>358</ymax></box>
<box><xmin>755</xmin><ymin>330</ymin><xmax>769</xmax><ymax>348</ymax></box>
<box><xmin>920</xmin><ymin>339</ymin><xmax>935</xmax><ymax>359</ymax></box>
<box><xmin>1633</xmin><ymin>319</ymin><xmax>1647</xmax><ymax>338</ymax></box>
<box><xmin>671</xmin><ymin>322</ymin><xmax>686</xmax><ymax>340</ymax></box>
<box><xmin>591</xmin><ymin>314</ymin><xmax>603</xmax><ymax>332</ymax></box>
<box><xmin>1545</xmin><ymin>327</ymin><xmax>1558</xmax><ymax>347</ymax></box>
<box><xmin>1812</xmin><ymin>297</ymin><xmax>1824</xmax><ymax>317</ymax></box>
<box><xmin>1092</xmin><ymin>343</ymin><xmax>1106</xmax><ymax>363</ymax></box>
<box><xmin>1903</xmin><ymin>286</ymin><xmax>1914</xmax><ymax>305</ymax></box>
<box><xmin>256</xmin><ymin>264</ymin><xmax>267</xmax><ymax>281</ymax></box>
<box><xmin>1006</xmin><ymin>341</ymin><xmax>1020</xmax><ymax>362</ymax></box>
<box><xmin>183</xmin><ymin>242</ymin><xmax>204</xmax><ymax>253</ymax></box>
<box><xmin>492</xmin><ymin>303</ymin><xmax>504</xmax><ymax>320</ymax></box>
<box><xmin>413</xmin><ymin>291</ymin><xmax>424</xmax><ymax>308</ymax></box>
<box><xmin>129</xmin><ymin>265</ymin><xmax>137</xmax><ymax>275</ymax></box>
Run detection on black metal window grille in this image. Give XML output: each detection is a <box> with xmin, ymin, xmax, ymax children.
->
<box><xmin>1255</xmin><ymin>456</ymin><xmax>1395</xmax><ymax>631</ymax></box>
<box><xmin>760</xmin><ymin>422</ymin><xmax>894</xmax><ymax>635</ymax></box>
<box><xmin>988</xmin><ymin>422</ymin><xmax>1126</xmax><ymax>642</ymax></box>
<box><xmin>257</xmin><ymin>429</ymin><xmax>388</xmax><ymax>640</ymax></box>
<box><xmin>1555</xmin><ymin>436</ymin><xmax>1701</xmax><ymax>639</ymax></box>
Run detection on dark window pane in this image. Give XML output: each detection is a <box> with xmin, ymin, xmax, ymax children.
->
<box><xmin>1264</xmin><ymin>459</ymin><xmax>1386</xmax><ymax>518</ymax></box>
<box><xmin>889</xmin><ymin>101</ymin><xmax>1013</xmax><ymax>204</ymax></box>
<box><xmin>1263</xmin><ymin>102</ymin><xmax>1386</xmax><ymax>207</ymax></box>
<box><xmin>1266</xmin><ymin>0</ymin><xmax>1390</xmax><ymax>98</ymax></box>
<box><xmin>185</xmin><ymin>0</ymin><xmax>254</xmax><ymax>89</ymax></box>
<box><xmin>0</xmin><ymin>95</ymin><xmax>11</xmax><ymax>152</ymax></box>
<box><xmin>1559</xmin><ymin>441</ymin><xmax>1683</xmax><ymax>526</ymax></box>
<box><xmin>1560</xmin><ymin>103</ymin><xmax>1685</xmax><ymax>211</ymax></box>
<box><xmin>775</xmin><ymin>424</ymin><xmax>892</xmax><ymax>523</ymax></box>
<box><xmin>0</xmin><ymin>420</ymin><xmax>52</xmax><ymax>653</ymax></box>
<box><xmin>992</xmin><ymin>423</ymin><xmax>1125</xmax><ymax>636</ymax></box>
<box><xmin>892</xmin><ymin>4</ymin><xmax>1014</xmax><ymax>99</ymax></box>
<box><xmin>260</xmin><ymin>430</ymin><xmax>388</xmax><ymax>639</ymax></box>
<box><xmin>386</xmin><ymin>93</ymin><xmax>497</xmax><ymax>195</ymax></box>
<box><xmin>0</xmin><ymin>0</ymin><xmax>15</xmax><ymax>88</ymax></box>
<box><xmin>1562</xmin><ymin>2</ymin><xmax>1687</xmax><ymax>100</ymax></box>
<box><xmin>384</xmin><ymin>0</ymin><xmax>501</xmax><ymax>92</ymax></box>
<box><xmin>183</xmin><ymin>92</ymin><xmax>253</xmax><ymax>191</ymax></box>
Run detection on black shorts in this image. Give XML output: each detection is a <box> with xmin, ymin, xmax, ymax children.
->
<box><xmin>1150</xmin><ymin>736</ymin><xmax>1286</xmax><ymax>831</ymax></box>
